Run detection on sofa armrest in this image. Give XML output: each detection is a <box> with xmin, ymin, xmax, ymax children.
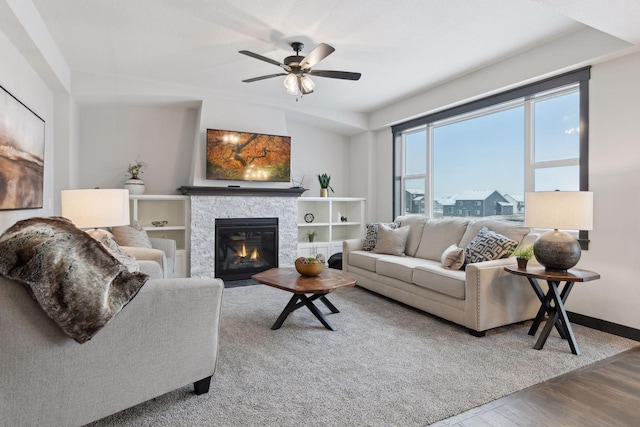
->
<box><xmin>0</xmin><ymin>276</ymin><xmax>224</xmax><ymax>426</ymax></box>
<box><xmin>463</xmin><ymin>257</ymin><xmax>541</xmax><ymax>332</ymax></box>
<box><xmin>342</xmin><ymin>238</ymin><xmax>365</xmax><ymax>271</ymax></box>
<box><xmin>149</xmin><ymin>237</ymin><xmax>176</xmax><ymax>278</ymax></box>
<box><xmin>122</xmin><ymin>246</ymin><xmax>168</xmax><ymax>278</ymax></box>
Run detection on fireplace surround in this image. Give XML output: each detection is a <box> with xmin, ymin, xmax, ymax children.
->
<box><xmin>182</xmin><ymin>186</ymin><xmax>303</xmax><ymax>279</ymax></box>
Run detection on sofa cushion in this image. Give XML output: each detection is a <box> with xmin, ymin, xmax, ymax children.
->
<box><xmin>464</xmin><ymin>227</ymin><xmax>518</xmax><ymax>265</ymax></box>
<box><xmin>373</xmin><ymin>224</ymin><xmax>410</xmax><ymax>256</ymax></box>
<box><xmin>415</xmin><ymin>218</ymin><xmax>470</xmax><ymax>261</ymax></box>
<box><xmin>349</xmin><ymin>251</ymin><xmax>387</xmax><ymax>272</ymax></box>
<box><xmin>394</xmin><ymin>215</ymin><xmax>428</xmax><ymax>257</ymax></box>
<box><xmin>459</xmin><ymin>218</ymin><xmax>530</xmax><ymax>250</ymax></box>
<box><xmin>376</xmin><ymin>257</ymin><xmax>436</xmax><ymax>283</ymax></box>
<box><xmin>441</xmin><ymin>244</ymin><xmax>465</xmax><ymax>270</ymax></box>
<box><xmin>112</xmin><ymin>222</ymin><xmax>153</xmax><ymax>248</ymax></box>
<box><xmin>412</xmin><ymin>264</ymin><xmax>466</xmax><ymax>299</ymax></box>
<box><xmin>363</xmin><ymin>222</ymin><xmax>398</xmax><ymax>251</ymax></box>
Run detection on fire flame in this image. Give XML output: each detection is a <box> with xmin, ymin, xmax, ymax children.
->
<box><xmin>238</xmin><ymin>245</ymin><xmax>259</xmax><ymax>261</ymax></box>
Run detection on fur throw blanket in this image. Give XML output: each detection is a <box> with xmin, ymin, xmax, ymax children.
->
<box><xmin>0</xmin><ymin>217</ymin><xmax>149</xmax><ymax>343</ymax></box>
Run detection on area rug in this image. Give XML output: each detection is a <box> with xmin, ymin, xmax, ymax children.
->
<box><xmin>88</xmin><ymin>285</ymin><xmax>638</xmax><ymax>426</ymax></box>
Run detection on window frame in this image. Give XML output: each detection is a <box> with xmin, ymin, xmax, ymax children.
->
<box><xmin>392</xmin><ymin>67</ymin><xmax>590</xmax><ymax>248</ymax></box>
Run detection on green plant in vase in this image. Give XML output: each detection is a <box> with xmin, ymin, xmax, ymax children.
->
<box><xmin>306</xmin><ymin>230</ymin><xmax>317</xmax><ymax>242</ymax></box>
<box><xmin>508</xmin><ymin>245</ymin><xmax>534</xmax><ymax>269</ymax></box>
<box><xmin>317</xmin><ymin>173</ymin><xmax>334</xmax><ymax>197</ymax></box>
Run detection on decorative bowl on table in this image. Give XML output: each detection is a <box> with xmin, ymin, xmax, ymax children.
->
<box><xmin>294</xmin><ymin>255</ymin><xmax>325</xmax><ymax>276</ymax></box>
<box><xmin>151</xmin><ymin>220</ymin><xmax>168</xmax><ymax>227</ymax></box>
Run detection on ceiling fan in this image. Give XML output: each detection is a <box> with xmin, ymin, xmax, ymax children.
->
<box><xmin>239</xmin><ymin>42</ymin><xmax>361</xmax><ymax>96</ymax></box>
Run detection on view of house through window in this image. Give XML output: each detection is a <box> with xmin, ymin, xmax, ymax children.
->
<box><xmin>394</xmin><ymin>71</ymin><xmax>586</xmax><ymax>222</ymax></box>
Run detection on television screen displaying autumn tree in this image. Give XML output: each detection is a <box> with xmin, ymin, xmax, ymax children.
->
<box><xmin>206</xmin><ymin>129</ymin><xmax>291</xmax><ymax>182</ymax></box>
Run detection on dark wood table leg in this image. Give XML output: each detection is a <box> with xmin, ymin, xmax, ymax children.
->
<box><xmin>271</xmin><ymin>294</ymin><xmax>301</xmax><ymax>330</ymax></box>
<box><xmin>533</xmin><ymin>280</ymin><xmax>580</xmax><ymax>355</ymax></box>
<box><xmin>527</xmin><ymin>277</ymin><xmax>548</xmax><ymax>336</ymax></box>
<box><xmin>299</xmin><ymin>294</ymin><xmax>336</xmax><ymax>331</ymax></box>
<box><xmin>320</xmin><ymin>296</ymin><xmax>340</xmax><ymax>313</ymax></box>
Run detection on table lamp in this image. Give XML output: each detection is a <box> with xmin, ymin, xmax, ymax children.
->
<box><xmin>61</xmin><ymin>189</ymin><xmax>130</xmax><ymax>239</ymax></box>
<box><xmin>524</xmin><ymin>191</ymin><xmax>593</xmax><ymax>271</ymax></box>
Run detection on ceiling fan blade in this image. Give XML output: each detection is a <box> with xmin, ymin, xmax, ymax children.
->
<box><xmin>242</xmin><ymin>73</ymin><xmax>287</xmax><ymax>83</ymax></box>
<box><xmin>308</xmin><ymin>70</ymin><xmax>362</xmax><ymax>80</ymax></box>
<box><xmin>299</xmin><ymin>43</ymin><xmax>335</xmax><ymax>70</ymax></box>
<box><xmin>239</xmin><ymin>50</ymin><xmax>291</xmax><ymax>72</ymax></box>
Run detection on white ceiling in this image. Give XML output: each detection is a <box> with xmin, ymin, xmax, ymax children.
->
<box><xmin>26</xmin><ymin>0</ymin><xmax>640</xmax><ymax>114</ymax></box>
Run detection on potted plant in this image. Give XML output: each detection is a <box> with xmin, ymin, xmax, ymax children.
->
<box><xmin>124</xmin><ymin>161</ymin><xmax>147</xmax><ymax>195</ymax></box>
<box><xmin>306</xmin><ymin>230</ymin><xmax>317</xmax><ymax>242</ymax></box>
<box><xmin>317</xmin><ymin>173</ymin><xmax>334</xmax><ymax>197</ymax></box>
<box><xmin>508</xmin><ymin>245</ymin><xmax>534</xmax><ymax>270</ymax></box>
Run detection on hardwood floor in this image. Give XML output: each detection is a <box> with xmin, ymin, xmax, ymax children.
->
<box><xmin>431</xmin><ymin>346</ymin><xmax>640</xmax><ymax>427</ymax></box>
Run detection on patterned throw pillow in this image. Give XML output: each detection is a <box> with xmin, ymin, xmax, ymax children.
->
<box><xmin>363</xmin><ymin>222</ymin><xmax>398</xmax><ymax>251</ymax></box>
<box><xmin>464</xmin><ymin>227</ymin><xmax>518</xmax><ymax>265</ymax></box>
<box><xmin>111</xmin><ymin>221</ymin><xmax>153</xmax><ymax>248</ymax></box>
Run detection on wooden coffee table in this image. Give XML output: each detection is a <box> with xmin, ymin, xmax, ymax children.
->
<box><xmin>252</xmin><ymin>267</ymin><xmax>356</xmax><ymax>331</ymax></box>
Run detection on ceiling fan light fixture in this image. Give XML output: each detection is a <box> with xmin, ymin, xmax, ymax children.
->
<box><xmin>301</xmin><ymin>75</ymin><xmax>315</xmax><ymax>93</ymax></box>
<box><xmin>283</xmin><ymin>73</ymin><xmax>297</xmax><ymax>91</ymax></box>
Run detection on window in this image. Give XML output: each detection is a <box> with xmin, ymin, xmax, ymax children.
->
<box><xmin>392</xmin><ymin>68</ymin><xmax>589</xmax><ymax>245</ymax></box>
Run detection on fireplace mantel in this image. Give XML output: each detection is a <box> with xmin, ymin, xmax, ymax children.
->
<box><xmin>178</xmin><ymin>186</ymin><xmax>306</xmax><ymax>197</ymax></box>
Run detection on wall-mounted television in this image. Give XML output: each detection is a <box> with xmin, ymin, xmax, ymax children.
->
<box><xmin>206</xmin><ymin>129</ymin><xmax>291</xmax><ymax>182</ymax></box>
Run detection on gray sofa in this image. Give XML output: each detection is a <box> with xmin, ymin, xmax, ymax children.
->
<box><xmin>343</xmin><ymin>216</ymin><xmax>541</xmax><ymax>335</ymax></box>
<box><xmin>0</xmin><ymin>276</ymin><xmax>224</xmax><ymax>426</ymax></box>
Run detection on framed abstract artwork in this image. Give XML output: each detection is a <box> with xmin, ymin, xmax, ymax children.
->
<box><xmin>0</xmin><ymin>84</ymin><xmax>45</xmax><ymax>210</ymax></box>
<box><xmin>206</xmin><ymin>129</ymin><xmax>291</xmax><ymax>182</ymax></box>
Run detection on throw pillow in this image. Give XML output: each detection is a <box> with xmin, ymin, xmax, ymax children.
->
<box><xmin>111</xmin><ymin>221</ymin><xmax>152</xmax><ymax>248</ymax></box>
<box><xmin>373</xmin><ymin>224</ymin><xmax>410</xmax><ymax>256</ymax></box>
<box><xmin>363</xmin><ymin>222</ymin><xmax>398</xmax><ymax>251</ymax></box>
<box><xmin>98</xmin><ymin>234</ymin><xmax>140</xmax><ymax>273</ymax></box>
<box><xmin>441</xmin><ymin>244</ymin><xmax>465</xmax><ymax>270</ymax></box>
<box><xmin>464</xmin><ymin>227</ymin><xmax>518</xmax><ymax>265</ymax></box>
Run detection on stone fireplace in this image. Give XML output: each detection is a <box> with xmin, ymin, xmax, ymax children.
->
<box><xmin>181</xmin><ymin>186</ymin><xmax>303</xmax><ymax>279</ymax></box>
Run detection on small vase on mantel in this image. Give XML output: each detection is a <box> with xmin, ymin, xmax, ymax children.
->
<box><xmin>124</xmin><ymin>178</ymin><xmax>145</xmax><ymax>195</ymax></box>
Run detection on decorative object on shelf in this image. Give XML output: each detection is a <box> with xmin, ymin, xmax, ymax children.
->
<box><xmin>61</xmin><ymin>188</ymin><xmax>130</xmax><ymax>240</ymax></box>
<box><xmin>341</xmin><ymin>216</ymin><xmax>348</xmax><ymax>223</ymax></box>
<box><xmin>304</xmin><ymin>213</ymin><xmax>315</xmax><ymax>223</ymax></box>
<box><xmin>508</xmin><ymin>245</ymin><xmax>534</xmax><ymax>270</ymax></box>
<box><xmin>151</xmin><ymin>220</ymin><xmax>169</xmax><ymax>227</ymax></box>
<box><xmin>294</xmin><ymin>255</ymin><xmax>326</xmax><ymax>276</ymax></box>
<box><xmin>318</xmin><ymin>173</ymin><xmax>334</xmax><ymax>197</ymax></box>
<box><xmin>124</xmin><ymin>161</ymin><xmax>147</xmax><ymax>195</ymax></box>
<box><xmin>306</xmin><ymin>230</ymin><xmax>317</xmax><ymax>242</ymax></box>
<box><xmin>525</xmin><ymin>191</ymin><xmax>593</xmax><ymax>271</ymax></box>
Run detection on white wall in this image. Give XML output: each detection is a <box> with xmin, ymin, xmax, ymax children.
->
<box><xmin>78</xmin><ymin>105</ymin><xmax>198</xmax><ymax>194</ymax></box>
<box><xmin>570</xmin><ymin>51</ymin><xmax>640</xmax><ymax>328</ymax></box>
<box><xmin>0</xmin><ymin>27</ymin><xmax>54</xmax><ymax>232</ymax></box>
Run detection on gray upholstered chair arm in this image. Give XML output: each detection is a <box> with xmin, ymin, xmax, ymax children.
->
<box><xmin>149</xmin><ymin>237</ymin><xmax>176</xmax><ymax>278</ymax></box>
<box><xmin>122</xmin><ymin>246</ymin><xmax>168</xmax><ymax>278</ymax></box>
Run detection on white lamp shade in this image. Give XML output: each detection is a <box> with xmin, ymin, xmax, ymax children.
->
<box><xmin>61</xmin><ymin>189</ymin><xmax>130</xmax><ymax>229</ymax></box>
<box><xmin>525</xmin><ymin>191</ymin><xmax>593</xmax><ymax>231</ymax></box>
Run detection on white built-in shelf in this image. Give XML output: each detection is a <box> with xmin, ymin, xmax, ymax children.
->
<box><xmin>297</xmin><ymin>197</ymin><xmax>365</xmax><ymax>260</ymax></box>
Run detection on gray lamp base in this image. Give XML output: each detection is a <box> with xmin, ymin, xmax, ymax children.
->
<box><xmin>533</xmin><ymin>230</ymin><xmax>581</xmax><ymax>271</ymax></box>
